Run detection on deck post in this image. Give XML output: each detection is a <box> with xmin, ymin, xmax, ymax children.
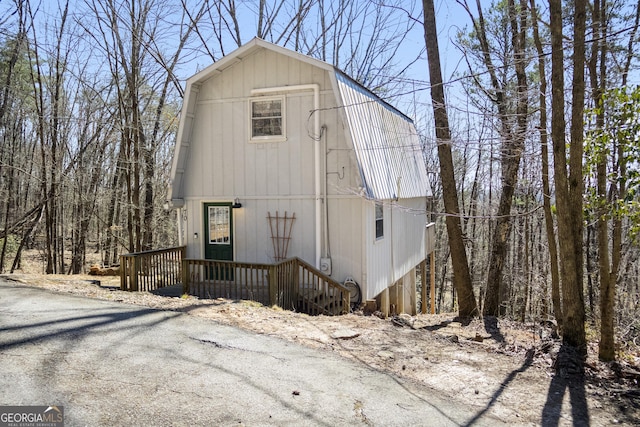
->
<box><xmin>182</xmin><ymin>259</ymin><xmax>189</xmax><ymax>295</ymax></box>
<box><xmin>180</xmin><ymin>246</ymin><xmax>187</xmax><ymax>290</ymax></box>
<box><xmin>292</xmin><ymin>259</ymin><xmax>300</xmax><ymax>309</ymax></box>
<box><xmin>120</xmin><ymin>255</ymin><xmax>127</xmax><ymax>290</ymax></box>
<box><xmin>268</xmin><ymin>264</ymin><xmax>277</xmax><ymax>307</ymax></box>
<box><xmin>132</xmin><ymin>257</ymin><xmax>139</xmax><ymax>291</ymax></box>
<box><xmin>420</xmin><ymin>259</ymin><xmax>427</xmax><ymax>314</ymax></box>
<box><xmin>430</xmin><ymin>251</ymin><xmax>436</xmax><ymax>314</ymax></box>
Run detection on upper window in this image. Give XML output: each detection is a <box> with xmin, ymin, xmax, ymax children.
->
<box><xmin>375</xmin><ymin>202</ymin><xmax>384</xmax><ymax>240</ymax></box>
<box><xmin>249</xmin><ymin>96</ymin><xmax>286</xmax><ymax>142</ymax></box>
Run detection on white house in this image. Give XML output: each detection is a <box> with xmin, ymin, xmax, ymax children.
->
<box><xmin>169</xmin><ymin>38</ymin><xmax>434</xmax><ymax>315</ymax></box>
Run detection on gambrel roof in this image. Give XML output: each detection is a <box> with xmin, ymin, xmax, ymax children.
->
<box><xmin>334</xmin><ymin>71</ymin><xmax>430</xmax><ymax>200</ymax></box>
<box><xmin>169</xmin><ymin>38</ymin><xmax>430</xmax><ymax>204</ymax></box>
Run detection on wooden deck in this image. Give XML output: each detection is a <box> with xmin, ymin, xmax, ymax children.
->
<box><xmin>120</xmin><ymin>246</ymin><xmax>185</xmax><ymax>292</ymax></box>
<box><xmin>183</xmin><ymin>258</ymin><xmax>350</xmax><ymax>316</ymax></box>
<box><xmin>120</xmin><ymin>247</ymin><xmax>349</xmax><ymax>316</ymax></box>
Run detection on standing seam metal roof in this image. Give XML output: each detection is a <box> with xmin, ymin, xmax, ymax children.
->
<box><xmin>335</xmin><ymin>71</ymin><xmax>431</xmax><ymax>200</ymax></box>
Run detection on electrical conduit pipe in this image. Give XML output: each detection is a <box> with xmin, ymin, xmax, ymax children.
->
<box><xmin>250</xmin><ymin>84</ymin><xmax>322</xmax><ymax>269</ymax></box>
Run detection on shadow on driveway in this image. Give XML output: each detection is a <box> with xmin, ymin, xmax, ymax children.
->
<box><xmin>541</xmin><ymin>344</ymin><xmax>590</xmax><ymax>426</ymax></box>
<box><xmin>0</xmin><ymin>307</ymin><xmax>168</xmax><ymax>351</ymax></box>
<box><xmin>462</xmin><ymin>347</ymin><xmax>535</xmax><ymax>426</ymax></box>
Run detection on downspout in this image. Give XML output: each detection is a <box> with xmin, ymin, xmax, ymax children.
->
<box><xmin>250</xmin><ymin>84</ymin><xmax>322</xmax><ymax>268</ymax></box>
<box><xmin>322</xmin><ymin>125</ymin><xmax>329</xmax><ymax>259</ymax></box>
<box><xmin>390</xmin><ymin>202</ymin><xmax>395</xmax><ymax>286</ymax></box>
<box><xmin>391</xmin><ymin>177</ymin><xmax>401</xmax><ymax>286</ymax></box>
<box><xmin>313</xmin><ymin>86</ymin><xmax>321</xmax><ymax>269</ymax></box>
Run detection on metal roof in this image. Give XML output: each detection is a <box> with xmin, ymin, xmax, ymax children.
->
<box><xmin>335</xmin><ymin>71</ymin><xmax>431</xmax><ymax>200</ymax></box>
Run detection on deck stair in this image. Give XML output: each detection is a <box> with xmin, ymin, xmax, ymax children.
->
<box><xmin>297</xmin><ymin>288</ymin><xmax>346</xmax><ymax>316</ymax></box>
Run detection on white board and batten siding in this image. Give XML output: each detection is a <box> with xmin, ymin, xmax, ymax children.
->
<box><xmin>362</xmin><ymin>198</ymin><xmax>429</xmax><ymax>300</ymax></box>
<box><xmin>177</xmin><ymin>40</ymin><xmax>354</xmax><ymax>266</ymax></box>
<box><xmin>170</xmin><ymin>38</ymin><xmax>433</xmax><ymax>304</ymax></box>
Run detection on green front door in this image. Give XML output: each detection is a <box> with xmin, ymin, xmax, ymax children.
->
<box><xmin>204</xmin><ymin>203</ymin><xmax>233</xmax><ymax>280</ymax></box>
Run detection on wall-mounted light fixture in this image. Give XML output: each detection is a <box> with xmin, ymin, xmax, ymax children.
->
<box><xmin>193</xmin><ymin>232</ymin><xmax>198</xmax><ymax>239</ymax></box>
<box><xmin>232</xmin><ymin>198</ymin><xmax>243</xmax><ymax>209</ymax></box>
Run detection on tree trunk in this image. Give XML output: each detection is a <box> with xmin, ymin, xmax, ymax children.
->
<box><xmin>26</xmin><ymin>2</ymin><xmax>54</xmax><ymax>274</ymax></box>
<box><xmin>104</xmin><ymin>142</ymin><xmax>126</xmax><ymax>266</ymax></box>
<box><xmin>597</xmin><ymin>0</ymin><xmax>640</xmax><ymax>362</ymax></box>
<box><xmin>585</xmin><ymin>224</ymin><xmax>596</xmax><ymax>317</ymax></box>
<box><xmin>459</xmin><ymin>0</ymin><xmax>528</xmax><ymax>316</ymax></box>
<box><xmin>0</xmin><ymin>142</ymin><xmax>15</xmax><ymax>273</ymax></box>
<box><xmin>11</xmin><ymin>207</ymin><xmax>44</xmax><ymax>273</ymax></box>
<box><xmin>587</xmin><ymin>0</ymin><xmax>615</xmax><ymax>361</ymax></box>
<box><xmin>530</xmin><ymin>0</ymin><xmax>562</xmax><ymax>326</ymax></box>
<box><xmin>550</xmin><ymin>0</ymin><xmax>587</xmax><ymax>352</ymax></box>
<box><xmin>422</xmin><ymin>0</ymin><xmax>477</xmax><ymax>318</ymax></box>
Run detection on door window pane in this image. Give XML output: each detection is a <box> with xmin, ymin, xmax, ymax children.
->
<box><xmin>208</xmin><ymin>206</ymin><xmax>230</xmax><ymax>244</ymax></box>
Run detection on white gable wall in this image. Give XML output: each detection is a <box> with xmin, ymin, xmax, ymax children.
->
<box><xmin>179</xmin><ymin>47</ymin><xmax>365</xmax><ymax>269</ymax></box>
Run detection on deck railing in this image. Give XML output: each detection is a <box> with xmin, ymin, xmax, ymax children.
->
<box><xmin>120</xmin><ymin>246</ymin><xmax>186</xmax><ymax>292</ymax></box>
<box><xmin>182</xmin><ymin>257</ymin><xmax>350</xmax><ymax>315</ymax></box>
<box><xmin>291</xmin><ymin>257</ymin><xmax>351</xmax><ymax>316</ymax></box>
<box><xmin>120</xmin><ymin>247</ymin><xmax>350</xmax><ymax>315</ymax></box>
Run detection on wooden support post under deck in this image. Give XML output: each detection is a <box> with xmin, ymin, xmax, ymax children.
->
<box><xmin>380</xmin><ymin>287</ymin><xmax>390</xmax><ymax>318</ymax></box>
<box><xmin>430</xmin><ymin>251</ymin><xmax>436</xmax><ymax>314</ymax></box>
<box><xmin>420</xmin><ymin>259</ymin><xmax>427</xmax><ymax>314</ymax></box>
<box><xmin>407</xmin><ymin>271</ymin><xmax>417</xmax><ymax>316</ymax></box>
<box><xmin>268</xmin><ymin>265</ymin><xmax>277</xmax><ymax>307</ymax></box>
<box><xmin>398</xmin><ymin>281</ymin><xmax>402</xmax><ymax>314</ymax></box>
<box><xmin>182</xmin><ymin>259</ymin><xmax>189</xmax><ymax>296</ymax></box>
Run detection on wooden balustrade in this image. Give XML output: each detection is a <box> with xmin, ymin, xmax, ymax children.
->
<box><xmin>182</xmin><ymin>259</ymin><xmax>273</xmax><ymax>304</ymax></box>
<box><xmin>120</xmin><ymin>246</ymin><xmax>186</xmax><ymax>292</ymax></box>
<box><xmin>182</xmin><ymin>257</ymin><xmax>350</xmax><ymax>315</ymax></box>
<box><xmin>120</xmin><ymin>247</ymin><xmax>350</xmax><ymax>315</ymax></box>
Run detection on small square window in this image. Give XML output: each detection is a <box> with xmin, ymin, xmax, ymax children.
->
<box><xmin>250</xmin><ymin>96</ymin><xmax>286</xmax><ymax>141</ymax></box>
<box><xmin>375</xmin><ymin>202</ymin><xmax>384</xmax><ymax>240</ymax></box>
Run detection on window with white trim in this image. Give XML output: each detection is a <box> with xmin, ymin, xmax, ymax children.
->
<box><xmin>249</xmin><ymin>96</ymin><xmax>285</xmax><ymax>141</ymax></box>
<box><xmin>375</xmin><ymin>202</ymin><xmax>384</xmax><ymax>240</ymax></box>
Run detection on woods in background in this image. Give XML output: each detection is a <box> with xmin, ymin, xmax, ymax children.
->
<box><xmin>424</xmin><ymin>0</ymin><xmax>640</xmax><ymax>359</ymax></box>
<box><xmin>0</xmin><ymin>0</ymin><xmax>421</xmax><ymax>273</ymax></box>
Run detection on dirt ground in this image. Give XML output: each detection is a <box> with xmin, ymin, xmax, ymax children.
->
<box><xmin>2</xmin><ymin>267</ymin><xmax>639</xmax><ymax>425</ymax></box>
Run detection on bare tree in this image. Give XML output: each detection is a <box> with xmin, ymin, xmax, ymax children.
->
<box><xmin>530</xmin><ymin>0</ymin><xmax>562</xmax><ymax>327</ymax></box>
<box><xmin>81</xmin><ymin>0</ymin><xmax>205</xmax><ymax>255</ymax></box>
<box><xmin>456</xmin><ymin>0</ymin><xmax>530</xmax><ymax>316</ymax></box>
<box><xmin>190</xmin><ymin>0</ymin><xmax>423</xmax><ymax>99</ymax></box>
<box><xmin>422</xmin><ymin>0</ymin><xmax>478</xmax><ymax>319</ymax></box>
<box><xmin>550</xmin><ymin>0</ymin><xmax>587</xmax><ymax>352</ymax></box>
<box><xmin>25</xmin><ymin>0</ymin><xmax>73</xmax><ymax>274</ymax></box>
<box><xmin>0</xmin><ymin>1</ymin><xmax>29</xmax><ymax>272</ymax></box>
